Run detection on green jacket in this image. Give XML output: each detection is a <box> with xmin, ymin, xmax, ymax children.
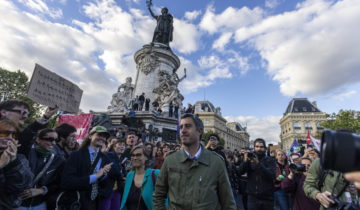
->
<box><xmin>303</xmin><ymin>158</ymin><xmax>348</xmax><ymax>210</ymax></box>
<box><xmin>153</xmin><ymin>147</ymin><xmax>236</xmax><ymax>210</ymax></box>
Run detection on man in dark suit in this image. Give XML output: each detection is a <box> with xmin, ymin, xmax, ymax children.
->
<box><xmin>61</xmin><ymin>126</ymin><xmax>113</xmax><ymax>210</ymax></box>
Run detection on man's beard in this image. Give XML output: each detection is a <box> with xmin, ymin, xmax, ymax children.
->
<box><xmin>255</xmin><ymin>150</ymin><xmax>266</xmax><ymax>159</ymax></box>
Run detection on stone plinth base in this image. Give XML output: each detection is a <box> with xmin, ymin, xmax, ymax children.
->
<box><xmin>109</xmin><ymin>111</ymin><xmax>178</xmax><ymax>143</ymax></box>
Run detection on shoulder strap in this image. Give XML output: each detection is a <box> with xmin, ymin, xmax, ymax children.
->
<box><xmin>90</xmin><ymin>153</ymin><xmax>101</xmax><ymax>173</ymax></box>
<box><xmin>317</xmin><ymin>166</ymin><xmax>329</xmax><ymax>190</ymax></box>
<box><xmin>151</xmin><ymin>170</ymin><xmax>156</xmax><ymax>187</ymax></box>
<box><xmin>32</xmin><ymin>153</ymin><xmax>55</xmax><ymax>187</ymax></box>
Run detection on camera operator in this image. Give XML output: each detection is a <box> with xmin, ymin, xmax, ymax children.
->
<box><xmin>281</xmin><ymin>157</ymin><xmax>320</xmax><ymax>210</ymax></box>
<box><xmin>303</xmin><ymin>157</ymin><xmax>348</xmax><ymax>210</ymax></box>
<box><xmin>239</xmin><ymin>138</ymin><xmax>276</xmax><ymax>210</ymax></box>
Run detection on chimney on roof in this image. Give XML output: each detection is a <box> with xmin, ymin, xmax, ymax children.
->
<box><xmin>312</xmin><ymin>101</ymin><xmax>317</xmax><ymax>108</ymax></box>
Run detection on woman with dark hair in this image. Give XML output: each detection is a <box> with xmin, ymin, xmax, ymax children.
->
<box><xmin>274</xmin><ymin>149</ymin><xmax>290</xmax><ymax>210</ymax></box>
<box><xmin>154</xmin><ymin>146</ymin><xmax>164</xmax><ymax>169</ymax></box>
<box><xmin>100</xmin><ymin>138</ymin><xmax>126</xmax><ymax>210</ymax></box>
<box><xmin>0</xmin><ymin>119</ymin><xmax>33</xmax><ymax>209</ymax></box>
<box><xmin>144</xmin><ymin>142</ymin><xmax>155</xmax><ymax>168</ymax></box>
<box><xmin>19</xmin><ymin>128</ymin><xmax>65</xmax><ymax>210</ymax></box>
<box><xmin>120</xmin><ymin>145</ymin><xmax>160</xmax><ymax>210</ymax></box>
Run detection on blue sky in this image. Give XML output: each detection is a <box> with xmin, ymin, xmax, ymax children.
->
<box><xmin>1</xmin><ymin>0</ymin><xmax>360</xmax><ymax>143</ymax></box>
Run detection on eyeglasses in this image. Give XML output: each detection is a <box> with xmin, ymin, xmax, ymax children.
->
<box><xmin>209</xmin><ymin>137</ymin><xmax>218</xmax><ymax>141</ymax></box>
<box><xmin>131</xmin><ymin>153</ymin><xmax>143</xmax><ymax>158</ymax></box>
<box><xmin>6</xmin><ymin>109</ymin><xmax>29</xmax><ymax>117</ymax></box>
<box><xmin>40</xmin><ymin>137</ymin><xmax>57</xmax><ymax>142</ymax></box>
<box><xmin>0</xmin><ymin>130</ymin><xmax>17</xmax><ymax>139</ymax></box>
<box><xmin>255</xmin><ymin>146</ymin><xmax>265</xmax><ymax>148</ymax></box>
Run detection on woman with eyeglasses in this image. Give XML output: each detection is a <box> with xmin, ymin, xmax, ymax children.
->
<box><xmin>120</xmin><ymin>145</ymin><xmax>160</xmax><ymax>210</ymax></box>
<box><xmin>281</xmin><ymin>157</ymin><xmax>319</xmax><ymax>210</ymax></box>
<box><xmin>0</xmin><ymin>119</ymin><xmax>34</xmax><ymax>209</ymax></box>
<box><xmin>19</xmin><ymin>128</ymin><xmax>65</xmax><ymax>210</ymax></box>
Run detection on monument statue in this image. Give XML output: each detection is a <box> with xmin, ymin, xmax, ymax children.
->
<box><xmin>147</xmin><ymin>0</ymin><xmax>173</xmax><ymax>46</ymax></box>
<box><xmin>108</xmin><ymin>77</ymin><xmax>134</xmax><ymax>113</ymax></box>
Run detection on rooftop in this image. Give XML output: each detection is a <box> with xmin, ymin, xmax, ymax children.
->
<box><xmin>284</xmin><ymin>98</ymin><xmax>321</xmax><ymax>115</ymax></box>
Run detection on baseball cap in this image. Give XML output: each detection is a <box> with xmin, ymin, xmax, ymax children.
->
<box><xmin>89</xmin><ymin>126</ymin><xmax>110</xmax><ymax>138</ymax></box>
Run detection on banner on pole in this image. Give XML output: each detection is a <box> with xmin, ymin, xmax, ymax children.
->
<box><xmin>58</xmin><ymin>113</ymin><xmax>93</xmax><ymax>141</ymax></box>
<box><xmin>27</xmin><ymin>64</ymin><xmax>83</xmax><ymax>113</ymax></box>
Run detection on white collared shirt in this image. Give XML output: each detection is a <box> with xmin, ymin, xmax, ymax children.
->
<box><xmin>184</xmin><ymin>145</ymin><xmax>202</xmax><ymax>160</ymax></box>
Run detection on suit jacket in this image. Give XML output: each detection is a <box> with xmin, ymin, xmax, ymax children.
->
<box><xmin>120</xmin><ymin>168</ymin><xmax>160</xmax><ymax>210</ymax></box>
<box><xmin>61</xmin><ymin>147</ymin><xmax>113</xmax><ymax>210</ymax></box>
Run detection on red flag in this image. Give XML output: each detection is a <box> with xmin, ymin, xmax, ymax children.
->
<box><xmin>306</xmin><ymin>130</ymin><xmax>311</xmax><ymax>145</ymax></box>
<box><xmin>58</xmin><ymin>113</ymin><xmax>93</xmax><ymax>141</ymax></box>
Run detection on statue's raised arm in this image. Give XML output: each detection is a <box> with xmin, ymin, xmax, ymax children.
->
<box><xmin>146</xmin><ymin>0</ymin><xmax>157</xmax><ymax>19</ymax></box>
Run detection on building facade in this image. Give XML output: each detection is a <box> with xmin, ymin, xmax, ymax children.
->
<box><xmin>194</xmin><ymin>101</ymin><xmax>250</xmax><ymax>150</ymax></box>
<box><xmin>279</xmin><ymin>98</ymin><xmax>326</xmax><ymax>151</ymax></box>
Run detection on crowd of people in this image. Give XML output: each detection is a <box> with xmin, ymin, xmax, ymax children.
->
<box><xmin>1</xmin><ymin>99</ymin><xmax>360</xmax><ymax>210</ymax></box>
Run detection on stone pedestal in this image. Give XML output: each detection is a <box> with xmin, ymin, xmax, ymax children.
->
<box><xmin>133</xmin><ymin>43</ymin><xmax>181</xmax><ymax>110</ymax></box>
<box><xmin>109</xmin><ymin>111</ymin><xmax>178</xmax><ymax>143</ymax></box>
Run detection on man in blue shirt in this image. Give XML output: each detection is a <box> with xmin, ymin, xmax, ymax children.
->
<box><xmin>61</xmin><ymin>126</ymin><xmax>113</xmax><ymax>210</ymax></box>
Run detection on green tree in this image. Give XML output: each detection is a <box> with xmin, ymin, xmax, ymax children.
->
<box><xmin>202</xmin><ymin>130</ymin><xmax>225</xmax><ymax>147</ymax></box>
<box><xmin>0</xmin><ymin>67</ymin><xmax>43</xmax><ymax>123</ymax></box>
<box><xmin>321</xmin><ymin>110</ymin><xmax>360</xmax><ymax>133</ymax></box>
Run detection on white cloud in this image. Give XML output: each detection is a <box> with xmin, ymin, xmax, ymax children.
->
<box><xmin>18</xmin><ymin>0</ymin><xmax>63</xmax><ymax>18</ymax></box>
<box><xmin>184</xmin><ymin>10</ymin><xmax>201</xmax><ymax>21</ymax></box>
<box><xmin>212</xmin><ymin>32</ymin><xmax>232</xmax><ymax>50</ymax></box>
<box><xmin>331</xmin><ymin>90</ymin><xmax>357</xmax><ymax>101</ymax></box>
<box><xmin>179</xmin><ymin>57</ymin><xmax>232</xmax><ymax>94</ymax></box>
<box><xmin>199</xmin><ymin>5</ymin><xmax>265</xmax><ymax>34</ymax></box>
<box><xmin>265</xmin><ymin>0</ymin><xmax>281</xmax><ymax>9</ymax></box>
<box><xmin>234</xmin><ymin>0</ymin><xmax>360</xmax><ymax>97</ymax></box>
<box><xmin>225</xmin><ymin>115</ymin><xmax>282</xmax><ymax>144</ymax></box>
<box><xmin>172</xmin><ymin>19</ymin><xmax>201</xmax><ymax>54</ymax></box>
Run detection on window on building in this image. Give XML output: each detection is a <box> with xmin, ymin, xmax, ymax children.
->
<box><xmin>293</xmin><ymin>121</ymin><xmax>301</xmax><ymax>129</ymax></box>
<box><xmin>305</xmin><ymin>121</ymin><xmax>312</xmax><ymax>130</ymax></box>
<box><xmin>303</xmin><ymin>107</ymin><xmax>307</xmax><ymax>112</ymax></box>
<box><xmin>317</xmin><ymin>122</ymin><xmax>324</xmax><ymax>130</ymax></box>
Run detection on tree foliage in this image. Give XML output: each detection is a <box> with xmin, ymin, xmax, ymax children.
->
<box><xmin>321</xmin><ymin>110</ymin><xmax>360</xmax><ymax>134</ymax></box>
<box><xmin>201</xmin><ymin>130</ymin><xmax>225</xmax><ymax>146</ymax></box>
<box><xmin>0</xmin><ymin>67</ymin><xmax>43</xmax><ymax>123</ymax></box>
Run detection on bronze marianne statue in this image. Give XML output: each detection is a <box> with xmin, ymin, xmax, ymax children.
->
<box><xmin>146</xmin><ymin>0</ymin><xmax>173</xmax><ymax>46</ymax></box>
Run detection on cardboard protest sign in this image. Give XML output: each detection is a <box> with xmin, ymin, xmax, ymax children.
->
<box><xmin>27</xmin><ymin>64</ymin><xmax>83</xmax><ymax>113</ymax></box>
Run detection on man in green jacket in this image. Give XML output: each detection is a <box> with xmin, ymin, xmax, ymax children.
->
<box><xmin>303</xmin><ymin>158</ymin><xmax>348</xmax><ymax>210</ymax></box>
<box><xmin>153</xmin><ymin>113</ymin><xmax>236</xmax><ymax>210</ymax></box>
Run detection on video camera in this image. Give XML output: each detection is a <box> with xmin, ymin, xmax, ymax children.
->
<box><xmin>289</xmin><ymin>163</ymin><xmax>306</xmax><ymax>173</ymax></box>
<box><xmin>321</xmin><ymin>130</ymin><xmax>360</xmax><ymax>173</ymax></box>
<box><xmin>247</xmin><ymin>151</ymin><xmax>256</xmax><ymax>159</ymax></box>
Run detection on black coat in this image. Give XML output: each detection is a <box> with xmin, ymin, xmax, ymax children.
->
<box><xmin>105</xmin><ymin>152</ymin><xmax>124</xmax><ymax>193</ymax></box>
<box><xmin>239</xmin><ymin>155</ymin><xmax>276</xmax><ymax>200</ymax></box>
<box><xmin>22</xmin><ymin>149</ymin><xmax>65</xmax><ymax>207</ymax></box>
<box><xmin>61</xmin><ymin>148</ymin><xmax>114</xmax><ymax>210</ymax></box>
<box><xmin>0</xmin><ymin>155</ymin><xmax>33</xmax><ymax>209</ymax></box>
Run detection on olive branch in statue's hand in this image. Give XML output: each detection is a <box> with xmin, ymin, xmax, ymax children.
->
<box><xmin>146</xmin><ymin>0</ymin><xmax>153</xmax><ymax>8</ymax></box>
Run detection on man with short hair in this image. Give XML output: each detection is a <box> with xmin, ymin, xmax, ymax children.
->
<box><xmin>61</xmin><ymin>126</ymin><xmax>114</xmax><ymax>210</ymax></box>
<box><xmin>206</xmin><ymin>134</ymin><xmax>228</xmax><ymax>168</ymax></box>
<box><xmin>239</xmin><ymin>138</ymin><xmax>276</xmax><ymax>210</ymax></box>
<box><xmin>153</xmin><ymin>113</ymin><xmax>236</xmax><ymax>209</ymax></box>
<box><xmin>54</xmin><ymin>123</ymin><xmax>78</xmax><ymax>160</ymax></box>
<box><xmin>0</xmin><ymin>100</ymin><xmax>58</xmax><ymax>157</ymax></box>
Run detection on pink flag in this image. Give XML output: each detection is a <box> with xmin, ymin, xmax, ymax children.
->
<box><xmin>58</xmin><ymin>113</ymin><xmax>93</xmax><ymax>141</ymax></box>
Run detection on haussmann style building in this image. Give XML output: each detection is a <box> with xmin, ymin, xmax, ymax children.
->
<box><xmin>193</xmin><ymin>100</ymin><xmax>250</xmax><ymax>151</ymax></box>
<box><xmin>279</xmin><ymin>98</ymin><xmax>326</xmax><ymax>151</ymax></box>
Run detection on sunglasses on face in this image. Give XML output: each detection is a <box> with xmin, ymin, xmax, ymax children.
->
<box><xmin>255</xmin><ymin>146</ymin><xmax>265</xmax><ymax>148</ymax></box>
<box><xmin>131</xmin><ymin>153</ymin><xmax>143</xmax><ymax>158</ymax></box>
<box><xmin>40</xmin><ymin>137</ymin><xmax>57</xmax><ymax>142</ymax></box>
<box><xmin>6</xmin><ymin>109</ymin><xmax>29</xmax><ymax>117</ymax></box>
<box><xmin>0</xmin><ymin>130</ymin><xmax>17</xmax><ymax>139</ymax></box>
